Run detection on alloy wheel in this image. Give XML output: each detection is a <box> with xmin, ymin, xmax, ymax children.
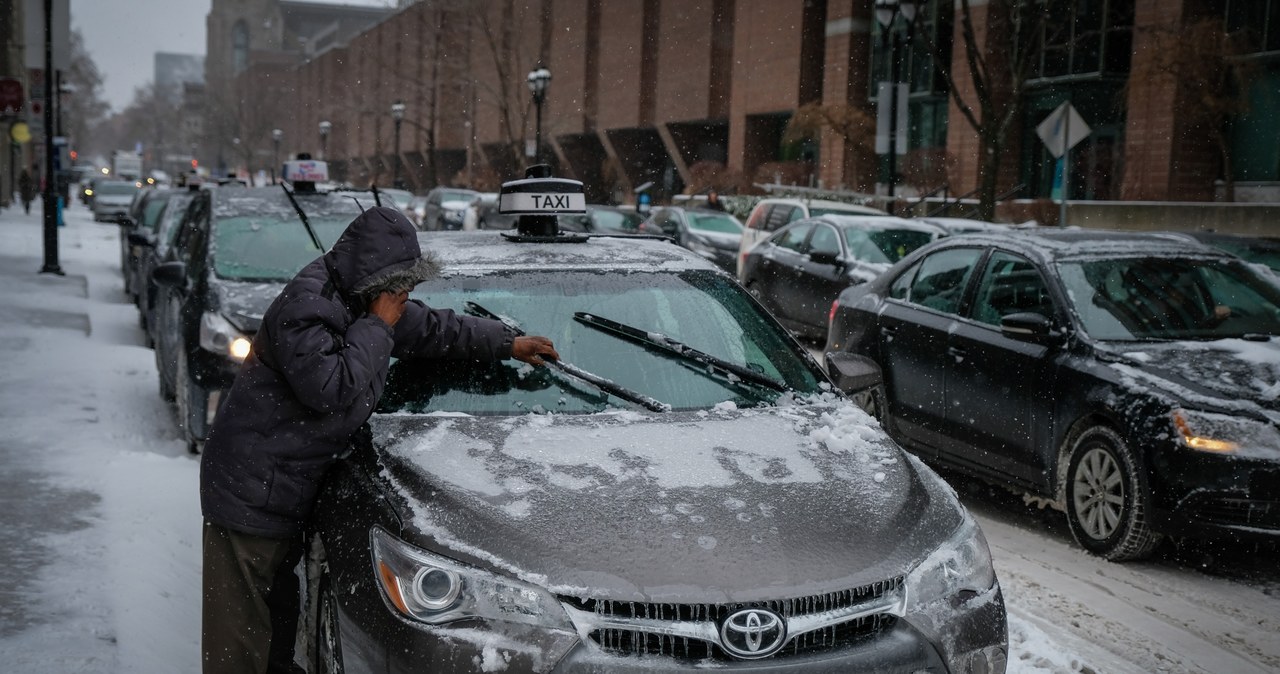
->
<box><xmin>1072</xmin><ymin>446</ymin><xmax>1125</xmax><ymax>540</ymax></box>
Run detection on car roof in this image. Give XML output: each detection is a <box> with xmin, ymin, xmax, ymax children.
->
<box><xmin>755</xmin><ymin>198</ymin><xmax>886</xmax><ymax>215</ymax></box>
<box><xmin>210</xmin><ymin>186</ymin><xmax>370</xmax><ymax>219</ymax></box>
<box><xmin>810</xmin><ymin>214</ymin><xmax>945</xmax><ymax>234</ymax></box>
<box><xmin>928</xmin><ymin>228</ymin><xmax>1234</xmax><ymax>263</ymax></box>
<box><xmin>420</xmin><ymin>230</ymin><xmax>724</xmax><ymax>273</ymax></box>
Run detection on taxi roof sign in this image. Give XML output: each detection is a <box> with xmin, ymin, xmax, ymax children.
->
<box><xmin>498</xmin><ymin>176</ymin><xmax>586</xmax><ymax>216</ymax></box>
<box><xmin>283</xmin><ymin>159</ymin><xmax>329</xmax><ymax>183</ymax></box>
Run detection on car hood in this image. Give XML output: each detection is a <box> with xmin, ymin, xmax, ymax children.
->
<box><xmin>370</xmin><ymin>403</ymin><xmax>963</xmax><ymax>603</ymax></box>
<box><xmin>1099</xmin><ymin>337</ymin><xmax>1280</xmax><ymax>415</ymax></box>
<box><xmin>441</xmin><ymin>199</ymin><xmax>473</xmax><ymax>211</ymax></box>
<box><xmin>212</xmin><ymin>279</ymin><xmax>284</xmax><ymax>333</ymax></box>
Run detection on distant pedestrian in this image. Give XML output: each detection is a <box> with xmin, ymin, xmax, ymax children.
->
<box><xmin>704</xmin><ymin>189</ymin><xmax>726</xmax><ymax>212</ymax></box>
<box><xmin>18</xmin><ymin>167</ymin><xmax>36</xmax><ymax>215</ymax></box>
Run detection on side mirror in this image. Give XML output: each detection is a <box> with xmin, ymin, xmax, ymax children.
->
<box><xmin>809</xmin><ymin>250</ymin><xmax>842</xmax><ymax>266</ymax></box>
<box><xmin>1000</xmin><ymin>312</ymin><xmax>1055</xmax><ymax>342</ymax></box>
<box><xmin>152</xmin><ymin>260</ymin><xmax>187</xmax><ymax>288</ymax></box>
<box><xmin>823</xmin><ymin>352</ymin><xmax>883</xmax><ymax>394</ymax></box>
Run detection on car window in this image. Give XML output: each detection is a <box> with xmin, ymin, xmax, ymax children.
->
<box><xmin>970</xmin><ymin>251</ymin><xmax>1054</xmax><ymax>326</ymax></box>
<box><xmin>808</xmin><ymin>224</ymin><xmax>840</xmax><ymax>256</ymax></box>
<box><xmin>141</xmin><ymin>196</ymin><xmax>169</xmax><ymax>231</ymax></box>
<box><xmin>908</xmin><ymin>247</ymin><xmax>984</xmax><ymax>315</ymax></box>
<box><xmin>384</xmin><ymin>270</ymin><xmax>824</xmax><ymax>414</ymax></box>
<box><xmin>844</xmin><ymin>227</ymin><xmax>936</xmax><ymax>264</ymax></box>
<box><xmin>687</xmin><ymin>212</ymin><xmax>743</xmax><ymax>234</ymax></box>
<box><xmin>772</xmin><ymin>222</ymin><xmax>814</xmax><ymax>253</ymax></box>
<box><xmin>160</xmin><ymin>194</ymin><xmax>195</xmax><ymax>247</ymax></box>
<box><xmin>889</xmin><ymin>261</ymin><xmax>920</xmax><ymax>300</ymax></box>
<box><xmin>763</xmin><ymin>205</ymin><xmax>797</xmax><ymax>232</ymax></box>
<box><xmin>1058</xmin><ymin>256</ymin><xmax>1280</xmax><ymax>341</ymax></box>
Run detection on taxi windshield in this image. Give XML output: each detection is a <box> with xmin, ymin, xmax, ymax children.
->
<box><xmin>212</xmin><ymin>216</ymin><xmax>350</xmax><ymax>281</ymax></box>
<box><xmin>381</xmin><ymin>270</ymin><xmax>826</xmax><ymax>414</ymax></box>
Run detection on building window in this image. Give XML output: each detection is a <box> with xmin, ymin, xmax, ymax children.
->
<box><xmin>1031</xmin><ymin>0</ymin><xmax>1133</xmax><ymax>81</ymax></box>
<box><xmin>868</xmin><ymin>2</ymin><xmax>952</xmax><ymax>157</ymax></box>
<box><xmin>1226</xmin><ymin>0</ymin><xmax>1280</xmax><ymax>182</ymax></box>
<box><xmin>232</xmin><ymin>21</ymin><xmax>249</xmax><ymax>74</ymax></box>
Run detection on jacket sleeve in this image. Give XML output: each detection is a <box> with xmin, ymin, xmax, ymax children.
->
<box><xmin>390</xmin><ymin>299</ymin><xmax>515</xmax><ymax>361</ymax></box>
<box><xmin>268</xmin><ymin>294</ymin><xmax>397</xmax><ymax>413</ymax></box>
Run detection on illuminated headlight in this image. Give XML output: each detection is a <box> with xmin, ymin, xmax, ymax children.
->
<box><xmin>199</xmin><ymin>312</ymin><xmax>252</xmax><ymax>362</ymax></box>
<box><xmin>84</xmin><ymin>189</ymin><xmax>94</xmax><ymax>196</ymax></box>
<box><xmin>1171</xmin><ymin>408</ymin><xmax>1279</xmax><ymax>455</ymax></box>
<box><xmin>371</xmin><ymin>527</ymin><xmax>572</xmax><ymax>629</ymax></box>
<box><xmin>905</xmin><ymin>513</ymin><xmax>996</xmax><ymax>608</ymax></box>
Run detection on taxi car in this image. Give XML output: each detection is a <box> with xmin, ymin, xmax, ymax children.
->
<box><xmin>300</xmin><ymin>174</ymin><xmax>1007</xmax><ymax>673</ymax></box>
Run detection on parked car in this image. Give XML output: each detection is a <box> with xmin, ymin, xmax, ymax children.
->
<box><xmin>119</xmin><ymin>188</ymin><xmax>175</xmax><ymax>303</ymax></box>
<box><xmin>561</xmin><ymin>204</ymin><xmax>645</xmax><ymax>235</ymax></box>
<box><xmin>150</xmin><ymin>187</ymin><xmax>369</xmax><ymax>452</ymax></box>
<box><xmin>466</xmin><ymin>192</ymin><xmax>518</xmax><ymax>230</ymax></box>
<box><xmin>741</xmin><ymin>215</ymin><xmax>944</xmax><ymax>340</ymax></box>
<box><xmin>420</xmin><ymin>186</ymin><xmax>480</xmax><ymax>231</ymax></box>
<box><xmin>737</xmin><ymin>198</ymin><xmax>887</xmax><ymax>278</ymax></box>
<box><xmin>826</xmin><ymin>229</ymin><xmax>1280</xmax><ymax>561</ymax></box>
<box><xmin>639</xmin><ymin>206</ymin><xmax>744</xmax><ymax>273</ymax></box>
<box><xmin>91</xmin><ymin>179</ymin><xmax>141</xmax><ymax>222</ymax></box>
<box><xmin>135</xmin><ymin>190</ymin><xmax>196</xmax><ymax>340</ymax></box>
<box><xmin>407</xmin><ymin>194</ymin><xmax>429</xmax><ymax>227</ymax></box>
<box><xmin>1164</xmin><ymin>231</ymin><xmax>1280</xmax><ymax>276</ymax></box>
<box><xmin>303</xmin><ymin>228</ymin><xmax>1006</xmax><ymax>673</ymax></box>
<box><xmin>378</xmin><ymin>187</ymin><xmax>414</xmax><ymax>214</ymax></box>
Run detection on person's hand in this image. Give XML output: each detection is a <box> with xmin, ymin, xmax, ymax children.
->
<box><xmin>369</xmin><ymin>290</ymin><xmax>409</xmax><ymax>327</ymax></box>
<box><xmin>512</xmin><ymin>335</ymin><xmax>559</xmax><ymax>366</ymax></box>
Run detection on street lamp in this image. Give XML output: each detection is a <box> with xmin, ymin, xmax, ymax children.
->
<box><xmin>318</xmin><ymin>120</ymin><xmax>332</xmax><ymax>161</ymax></box>
<box><xmin>526</xmin><ymin>66</ymin><xmax>551</xmax><ymax>164</ymax></box>
<box><xmin>271</xmin><ymin>128</ymin><xmax>283</xmax><ymax>183</ymax></box>
<box><xmin>873</xmin><ymin>0</ymin><xmax>921</xmax><ymax>214</ymax></box>
<box><xmin>390</xmin><ymin>100</ymin><xmax>406</xmax><ymax>188</ymax></box>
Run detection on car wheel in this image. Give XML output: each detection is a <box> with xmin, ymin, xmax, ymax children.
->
<box><xmin>850</xmin><ymin>384</ymin><xmax>886</xmax><ymax>422</ymax></box>
<box><xmin>1063</xmin><ymin>425</ymin><xmax>1162</xmax><ymax>561</ymax></box>
<box><xmin>314</xmin><ymin>567</ymin><xmax>345</xmax><ymax>674</ymax></box>
<box><xmin>175</xmin><ymin>345</ymin><xmax>205</xmax><ymax>455</ymax></box>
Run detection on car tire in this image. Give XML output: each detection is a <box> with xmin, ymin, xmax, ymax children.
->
<box><xmin>850</xmin><ymin>383</ymin><xmax>887</xmax><ymax>423</ymax></box>
<box><xmin>1063</xmin><ymin>425</ymin><xmax>1162</xmax><ymax>561</ymax></box>
<box><xmin>314</xmin><ymin>566</ymin><xmax>345</xmax><ymax>674</ymax></box>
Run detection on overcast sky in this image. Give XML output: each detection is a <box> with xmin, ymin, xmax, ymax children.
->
<box><xmin>70</xmin><ymin>0</ymin><xmax>396</xmax><ymax>113</ymax></box>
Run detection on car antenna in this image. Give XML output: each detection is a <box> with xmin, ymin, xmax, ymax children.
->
<box><xmin>349</xmin><ymin>197</ymin><xmax>365</xmax><ymax>213</ymax></box>
<box><xmin>280</xmin><ymin>183</ymin><xmax>325</xmax><ymax>251</ymax></box>
<box><xmin>370</xmin><ymin>183</ymin><xmax>382</xmax><ymax>208</ymax></box>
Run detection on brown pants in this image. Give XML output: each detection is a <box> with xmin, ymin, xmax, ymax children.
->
<box><xmin>202</xmin><ymin>521</ymin><xmax>305</xmax><ymax>674</ymax></box>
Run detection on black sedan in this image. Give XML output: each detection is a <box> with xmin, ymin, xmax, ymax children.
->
<box><xmin>826</xmin><ymin>229</ymin><xmax>1280</xmax><ymax>560</ymax></box>
<box><xmin>742</xmin><ymin>215</ymin><xmax>944</xmax><ymax>340</ymax></box>
<box><xmin>118</xmin><ymin>187</ymin><xmax>174</xmax><ymax>303</ymax></box>
<box><xmin>640</xmin><ymin>206</ymin><xmax>744</xmax><ymax>273</ymax></box>
<box><xmin>137</xmin><ymin>190</ymin><xmax>196</xmax><ymax>341</ymax></box>
<box><xmin>151</xmin><ymin>186</ymin><xmax>368</xmax><ymax>452</ymax></box>
<box><xmin>303</xmin><ymin>230</ymin><xmax>1007</xmax><ymax>673</ymax></box>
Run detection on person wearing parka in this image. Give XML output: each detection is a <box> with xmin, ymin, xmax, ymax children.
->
<box><xmin>199</xmin><ymin>206</ymin><xmax>556</xmax><ymax>674</ymax></box>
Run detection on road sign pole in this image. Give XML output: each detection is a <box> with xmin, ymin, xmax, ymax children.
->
<box><xmin>1059</xmin><ymin>101</ymin><xmax>1070</xmax><ymax>228</ymax></box>
<box><xmin>40</xmin><ymin>0</ymin><xmax>62</xmax><ymax>275</ymax></box>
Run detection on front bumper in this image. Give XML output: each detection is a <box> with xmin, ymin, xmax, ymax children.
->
<box><xmin>1148</xmin><ymin>443</ymin><xmax>1280</xmax><ymax>542</ymax></box>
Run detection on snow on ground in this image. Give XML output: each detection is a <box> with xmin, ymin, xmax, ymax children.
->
<box><xmin>0</xmin><ymin>200</ymin><xmax>1276</xmax><ymax>673</ymax></box>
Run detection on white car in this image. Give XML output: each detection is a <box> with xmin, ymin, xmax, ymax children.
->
<box><xmin>91</xmin><ymin>180</ymin><xmax>142</xmax><ymax>222</ymax></box>
<box><xmin>736</xmin><ymin>198</ymin><xmax>886</xmax><ymax>279</ymax></box>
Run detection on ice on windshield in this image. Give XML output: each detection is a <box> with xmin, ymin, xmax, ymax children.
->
<box><xmin>381</xmin><ymin>270</ymin><xmax>824</xmax><ymax>414</ymax></box>
<box><xmin>212</xmin><ymin>216</ymin><xmax>349</xmax><ymax>281</ymax></box>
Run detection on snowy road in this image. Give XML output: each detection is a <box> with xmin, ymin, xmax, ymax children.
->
<box><xmin>0</xmin><ymin>202</ymin><xmax>1277</xmax><ymax>673</ymax></box>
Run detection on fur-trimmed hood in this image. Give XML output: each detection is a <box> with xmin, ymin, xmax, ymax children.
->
<box><xmin>323</xmin><ymin>206</ymin><xmax>440</xmax><ymax>299</ymax></box>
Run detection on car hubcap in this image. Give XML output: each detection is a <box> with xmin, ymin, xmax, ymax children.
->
<box><xmin>1073</xmin><ymin>446</ymin><xmax>1124</xmax><ymax>540</ymax></box>
<box><xmin>851</xmin><ymin>389</ymin><xmax>878</xmax><ymax>418</ymax></box>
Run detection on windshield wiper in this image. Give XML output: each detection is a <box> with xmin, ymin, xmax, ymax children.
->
<box><xmin>572</xmin><ymin>312</ymin><xmax>788</xmax><ymax>393</ymax></box>
<box><xmin>464</xmin><ymin>302</ymin><xmax>670</xmax><ymax>413</ymax></box>
<box><xmin>280</xmin><ymin>183</ymin><xmax>325</xmax><ymax>251</ymax></box>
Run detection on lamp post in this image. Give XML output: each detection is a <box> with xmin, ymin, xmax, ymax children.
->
<box><xmin>271</xmin><ymin>128</ymin><xmax>283</xmax><ymax>184</ymax></box>
<box><xmin>873</xmin><ymin>0</ymin><xmax>921</xmax><ymax>214</ymax></box>
<box><xmin>318</xmin><ymin>120</ymin><xmax>332</xmax><ymax>161</ymax></box>
<box><xmin>526</xmin><ymin>66</ymin><xmax>551</xmax><ymax>164</ymax></box>
<box><xmin>390</xmin><ymin>100</ymin><xmax>406</xmax><ymax>188</ymax></box>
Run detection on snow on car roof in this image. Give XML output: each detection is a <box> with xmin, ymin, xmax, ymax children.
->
<box><xmin>815</xmin><ymin>214</ymin><xmax>946</xmax><ymax>234</ymax></box>
<box><xmin>760</xmin><ymin>198</ymin><xmax>886</xmax><ymax>215</ymax></box>
<box><xmin>211</xmin><ymin>187</ymin><xmax>371</xmax><ymax>219</ymax></box>
<box><xmin>940</xmin><ymin>228</ymin><xmax>1232</xmax><ymax>262</ymax></box>
<box><xmin>418</xmin><ymin>230</ymin><xmax>725</xmax><ymax>273</ymax></box>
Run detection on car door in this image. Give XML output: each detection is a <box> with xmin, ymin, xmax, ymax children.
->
<box><xmin>942</xmin><ymin>250</ymin><xmax>1061</xmax><ymax>486</ymax></box>
<box><xmin>158</xmin><ymin>196</ymin><xmax>209</xmax><ymax>387</ymax></box>
<box><xmin>751</xmin><ymin>221</ymin><xmax>814</xmax><ymax>323</ymax></box>
<box><xmin>791</xmin><ymin>222</ymin><xmax>847</xmax><ymax>332</ymax></box>
<box><xmin>878</xmin><ymin>246</ymin><xmax>985</xmax><ymax>452</ymax></box>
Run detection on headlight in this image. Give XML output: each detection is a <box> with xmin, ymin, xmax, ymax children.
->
<box><xmin>906</xmin><ymin>513</ymin><xmax>996</xmax><ymax>608</ymax></box>
<box><xmin>199</xmin><ymin>312</ymin><xmax>252</xmax><ymax>362</ymax></box>
<box><xmin>371</xmin><ymin>527</ymin><xmax>572</xmax><ymax>629</ymax></box>
<box><xmin>1171</xmin><ymin>408</ymin><xmax>1280</xmax><ymax>456</ymax></box>
<box><xmin>84</xmin><ymin>189</ymin><xmax>94</xmax><ymax>196</ymax></box>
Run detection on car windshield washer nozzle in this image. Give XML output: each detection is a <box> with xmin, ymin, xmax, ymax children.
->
<box><xmin>500</xmin><ymin>164</ymin><xmax>588</xmax><ymax>242</ymax></box>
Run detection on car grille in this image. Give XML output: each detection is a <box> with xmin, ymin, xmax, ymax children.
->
<box><xmin>1189</xmin><ymin>496</ymin><xmax>1280</xmax><ymax>530</ymax></box>
<box><xmin>561</xmin><ymin>576</ymin><xmax>905</xmax><ymax>662</ymax></box>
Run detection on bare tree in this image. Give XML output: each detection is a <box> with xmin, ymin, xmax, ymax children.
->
<box><xmin>64</xmin><ymin>30</ymin><xmax>110</xmax><ymax>159</ymax></box>
<box><xmin>470</xmin><ymin>0</ymin><xmax>542</xmax><ymax>179</ymax></box>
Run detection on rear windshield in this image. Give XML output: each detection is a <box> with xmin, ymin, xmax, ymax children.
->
<box><xmin>843</xmin><ymin>228</ymin><xmax>935</xmax><ymax>263</ymax></box>
<box><xmin>688</xmin><ymin>212</ymin><xmax>744</xmax><ymax>234</ymax></box>
<box><xmin>381</xmin><ymin>270</ymin><xmax>825</xmax><ymax>415</ymax></box>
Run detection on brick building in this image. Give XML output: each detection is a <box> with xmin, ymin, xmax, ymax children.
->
<box><xmin>215</xmin><ymin>0</ymin><xmax>1280</xmax><ymax>210</ymax></box>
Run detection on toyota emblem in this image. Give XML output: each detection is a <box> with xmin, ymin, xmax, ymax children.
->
<box><xmin>720</xmin><ymin>608</ymin><xmax>787</xmax><ymax>659</ymax></box>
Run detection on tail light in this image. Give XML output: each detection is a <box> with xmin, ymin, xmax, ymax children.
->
<box><xmin>829</xmin><ymin>299</ymin><xmax>840</xmax><ymax>326</ymax></box>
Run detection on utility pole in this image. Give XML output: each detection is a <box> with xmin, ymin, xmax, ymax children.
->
<box><xmin>40</xmin><ymin>0</ymin><xmax>62</xmax><ymax>275</ymax></box>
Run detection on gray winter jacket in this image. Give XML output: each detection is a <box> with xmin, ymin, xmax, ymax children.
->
<box><xmin>200</xmin><ymin>206</ymin><xmax>513</xmax><ymax>537</ymax></box>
